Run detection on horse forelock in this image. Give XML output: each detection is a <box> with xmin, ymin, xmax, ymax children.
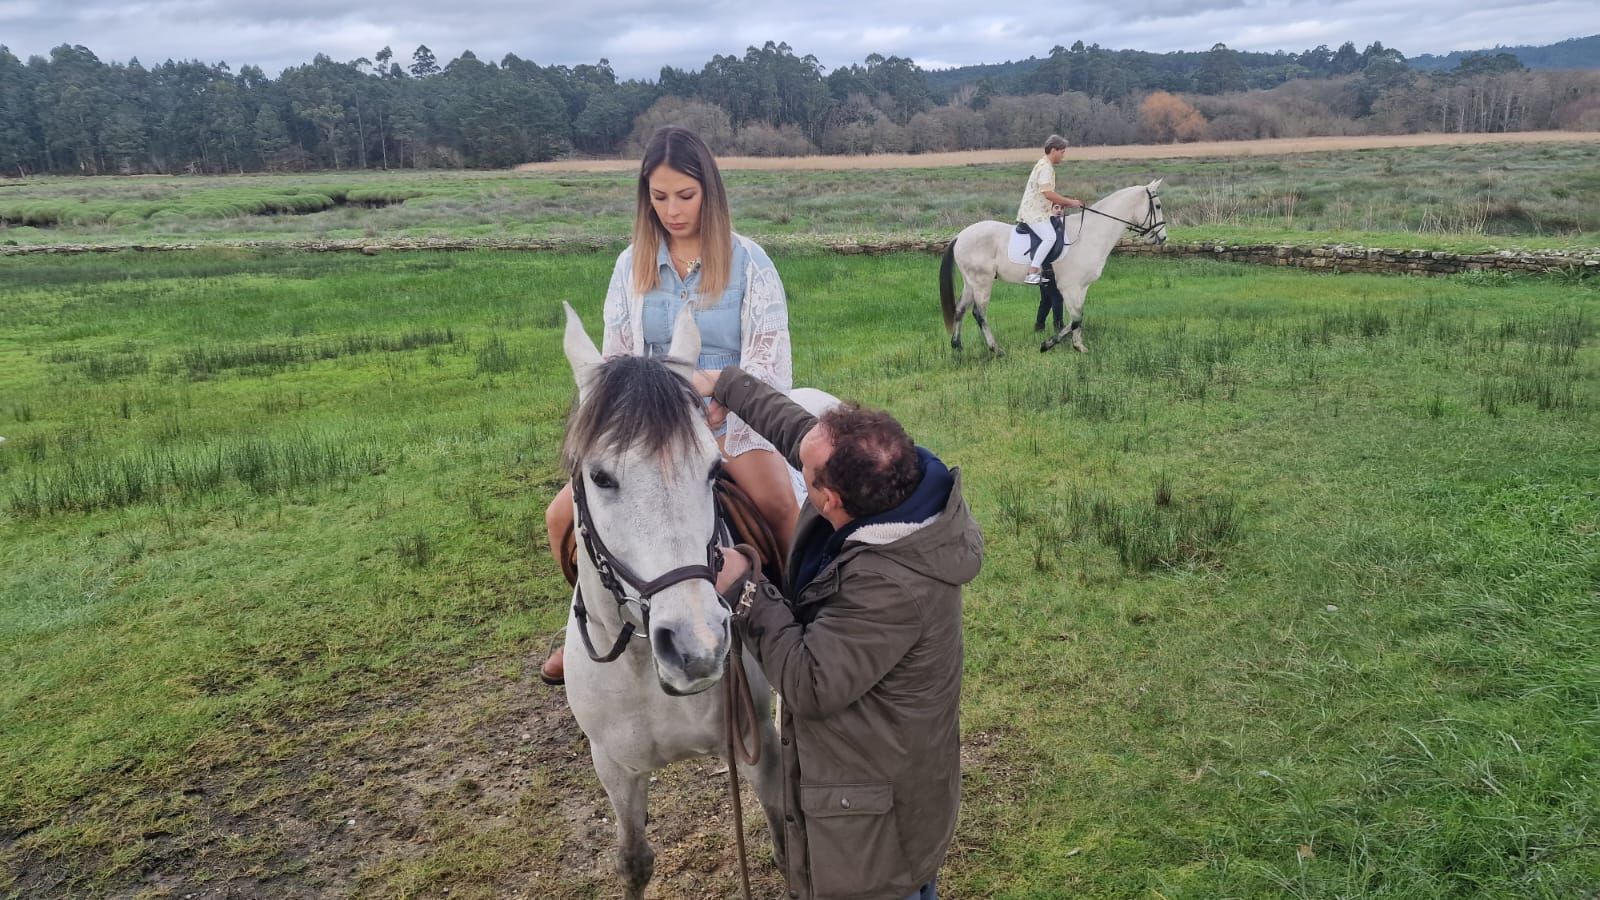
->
<box><xmin>562</xmin><ymin>355</ymin><xmax>705</xmax><ymax>473</ymax></box>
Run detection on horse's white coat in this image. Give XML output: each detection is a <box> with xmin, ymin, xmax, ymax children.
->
<box><xmin>560</xmin><ymin>303</ymin><xmax>785</xmax><ymax>899</ymax></box>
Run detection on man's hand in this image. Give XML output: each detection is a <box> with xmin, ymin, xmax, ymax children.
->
<box><xmin>715</xmin><ymin>544</ymin><xmax>750</xmax><ymax>595</ymax></box>
<box><xmin>693</xmin><ymin>369</ymin><xmax>729</xmax><ymax>430</ymax></box>
<box><xmin>704</xmin><ymin>398</ymin><xmax>729</xmax><ymax>430</ymax></box>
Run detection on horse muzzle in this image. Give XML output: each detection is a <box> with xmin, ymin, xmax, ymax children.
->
<box><xmin>650</xmin><ymin>618</ymin><xmax>730</xmax><ymax>696</ymax></box>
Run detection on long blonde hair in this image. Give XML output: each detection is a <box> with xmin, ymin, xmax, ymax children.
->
<box><xmin>631</xmin><ymin>127</ymin><xmax>733</xmax><ymax>305</ymax></box>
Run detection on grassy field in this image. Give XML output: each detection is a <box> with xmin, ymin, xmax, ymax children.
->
<box><xmin>1</xmin><ymin>248</ymin><xmax>1596</xmax><ymax>898</ymax></box>
<box><xmin>3</xmin><ymin>140</ymin><xmax>1600</xmax><ymax>254</ymax></box>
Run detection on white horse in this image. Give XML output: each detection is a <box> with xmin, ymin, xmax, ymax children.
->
<box><xmin>560</xmin><ymin>303</ymin><xmax>785</xmax><ymax>899</ymax></box>
<box><xmin>940</xmin><ymin>178</ymin><xmax>1167</xmax><ymax>354</ymax></box>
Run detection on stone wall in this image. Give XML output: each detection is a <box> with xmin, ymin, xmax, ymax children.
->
<box><xmin>1114</xmin><ymin>241</ymin><xmax>1600</xmax><ymax>276</ymax></box>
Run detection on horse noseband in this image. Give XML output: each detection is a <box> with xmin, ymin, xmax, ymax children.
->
<box><xmin>568</xmin><ymin>468</ymin><xmax>724</xmax><ymax>664</ymax></box>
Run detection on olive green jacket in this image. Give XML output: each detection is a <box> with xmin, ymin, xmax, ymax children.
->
<box><xmin>714</xmin><ymin>368</ymin><xmax>984</xmax><ymax>900</ymax></box>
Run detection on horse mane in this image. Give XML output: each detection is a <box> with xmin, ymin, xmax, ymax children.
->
<box><xmin>1092</xmin><ymin>183</ymin><xmax>1143</xmax><ymax>209</ymax></box>
<box><xmin>562</xmin><ymin>355</ymin><xmax>704</xmax><ymax>472</ymax></box>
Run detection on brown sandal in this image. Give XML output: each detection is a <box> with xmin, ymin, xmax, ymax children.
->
<box><xmin>539</xmin><ymin>646</ymin><xmax>565</xmax><ymax>686</ymax></box>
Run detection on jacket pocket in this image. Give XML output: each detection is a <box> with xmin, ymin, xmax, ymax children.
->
<box><xmin>799</xmin><ymin>782</ymin><xmax>910</xmax><ymax>899</ymax></box>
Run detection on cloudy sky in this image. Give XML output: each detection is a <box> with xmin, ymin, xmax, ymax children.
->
<box><xmin>5</xmin><ymin>0</ymin><xmax>1597</xmax><ymax>77</ymax></box>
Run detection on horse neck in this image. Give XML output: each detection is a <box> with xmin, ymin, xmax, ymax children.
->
<box><xmin>1079</xmin><ymin>189</ymin><xmax>1142</xmax><ymax>253</ymax></box>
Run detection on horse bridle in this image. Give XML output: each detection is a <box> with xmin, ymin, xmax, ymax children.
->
<box><xmin>568</xmin><ymin>465</ymin><xmax>724</xmax><ymax>663</ymax></box>
<box><xmin>1081</xmin><ymin>189</ymin><xmax>1167</xmax><ymax>242</ymax></box>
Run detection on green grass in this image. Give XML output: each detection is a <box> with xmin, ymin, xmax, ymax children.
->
<box><xmin>1</xmin><ymin>250</ymin><xmax>1597</xmax><ymax>897</ymax></box>
<box><xmin>3</xmin><ymin>140</ymin><xmax>1599</xmax><ymax>254</ymax></box>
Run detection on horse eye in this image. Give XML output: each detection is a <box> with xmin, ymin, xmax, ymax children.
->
<box><xmin>707</xmin><ymin>462</ymin><xmax>723</xmax><ymax>483</ymax></box>
<box><xmin>590</xmin><ymin>468</ymin><xmax>618</xmax><ymax>490</ymax></box>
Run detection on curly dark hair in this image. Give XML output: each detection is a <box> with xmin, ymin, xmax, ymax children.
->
<box><xmin>813</xmin><ymin>403</ymin><xmax>920</xmax><ymax>519</ymax></box>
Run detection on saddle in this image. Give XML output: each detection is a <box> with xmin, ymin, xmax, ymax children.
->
<box><xmin>558</xmin><ymin>469</ymin><xmax>788</xmax><ymax>592</ymax></box>
<box><xmin>1009</xmin><ymin>214</ymin><xmax>1068</xmax><ymax>269</ymax></box>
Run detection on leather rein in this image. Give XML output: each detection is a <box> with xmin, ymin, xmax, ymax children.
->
<box><xmin>1080</xmin><ymin>188</ymin><xmax>1166</xmax><ymax>240</ymax></box>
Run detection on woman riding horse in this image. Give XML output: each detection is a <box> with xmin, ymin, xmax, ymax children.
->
<box><xmin>541</xmin><ymin>127</ymin><xmax>799</xmax><ymax>685</ymax></box>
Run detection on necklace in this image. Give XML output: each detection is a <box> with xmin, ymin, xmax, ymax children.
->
<box><xmin>672</xmin><ymin>253</ymin><xmax>702</xmax><ymax>277</ymax></box>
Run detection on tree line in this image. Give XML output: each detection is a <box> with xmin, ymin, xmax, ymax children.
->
<box><xmin>1</xmin><ymin>39</ymin><xmax>1596</xmax><ymax>176</ymax></box>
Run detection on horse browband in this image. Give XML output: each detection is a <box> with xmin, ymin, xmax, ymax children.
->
<box><xmin>569</xmin><ymin>465</ymin><xmax>724</xmax><ymax>663</ymax></box>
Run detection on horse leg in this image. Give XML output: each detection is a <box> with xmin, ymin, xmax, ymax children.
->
<box><xmin>951</xmin><ymin>284</ymin><xmax>973</xmax><ymax>350</ymax></box>
<box><xmin>1064</xmin><ymin>285</ymin><xmax>1088</xmax><ymax>353</ymax></box>
<box><xmin>591</xmin><ymin>748</ymin><xmax>654</xmax><ymax>899</ymax></box>
<box><xmin>973</xmin><ymin>280</ymin><xmax>1003</xmax><ymax>356</ymax></box>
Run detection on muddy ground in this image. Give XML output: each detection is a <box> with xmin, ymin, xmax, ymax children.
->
<box><xmin>6</xmin><ymin>655</ymin><xmax>1018</xmax><ymax>899</ymax></box>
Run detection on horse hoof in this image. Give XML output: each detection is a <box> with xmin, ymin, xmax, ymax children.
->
<box><xmin>950</xmin><ymin>338</ymin><xmax>962</xmax><ymax>351</ymax></box>
<box><xmin>1040</xmin><ymin>341</ymin><xmax>1052</xmax><ymax>353</ymax></box>
<box><xmin>991</xmin><ymin>347</ymin><xmax>1006</xmax><ymax>357</ymax></box>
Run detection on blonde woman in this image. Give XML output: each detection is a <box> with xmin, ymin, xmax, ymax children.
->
<box><xmin>541</xmin><ymin>127</ymin><xmax>797</xmax><ymax>685</ymax></box>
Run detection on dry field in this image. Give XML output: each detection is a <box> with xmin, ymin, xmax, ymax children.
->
<box><xmin>517</xmin><ymin>130</ymin><xmax>1600</xmax><ymax>172</ymax></box>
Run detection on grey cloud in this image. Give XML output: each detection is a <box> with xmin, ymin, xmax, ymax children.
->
<box><xmin>4</xmin><ymin>0</ymin><xmax>1595</xmax><ymax>77</ymax></box>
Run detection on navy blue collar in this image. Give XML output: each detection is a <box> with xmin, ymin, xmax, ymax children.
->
<box><xmin>793</xmin><ymin>448</ymin><xmax>953</xmax><ymax>595</ymax></box>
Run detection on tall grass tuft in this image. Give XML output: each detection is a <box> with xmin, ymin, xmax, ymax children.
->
<box><xmin>7</xmin><ymin>430</ymin><xmax>383</xmax><ymax>517</ymax></box>
<box><xmin>173</xmin><ymin>327</ymin><xmax>457</xmax><ymax>377</ymax></box>
<box><xmin>1060</xmin><ymin>486</ymin><xmax>1244</xmax><ymax>573</ymax></box>
<box><xmin>474</xmin><ymin>334</ymin><xmax>524</xmax><ymax>375</ymax></box>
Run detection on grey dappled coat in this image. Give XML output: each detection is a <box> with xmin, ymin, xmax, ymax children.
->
<box><xmin>714</xmin><ymin>368</ymin><xmax>984</xmax><ymax>900</ymax></box>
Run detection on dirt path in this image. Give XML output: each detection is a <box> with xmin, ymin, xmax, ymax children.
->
<box><xmin>517</xmin><ymin>131</ymin><xmax>1600</xmax><ymax>173</ymax></box>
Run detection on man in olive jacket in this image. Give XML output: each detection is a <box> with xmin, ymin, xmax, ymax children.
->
<box><xmin>698</xmin><ymin>366</ymin><xmax>984</xmax><ymax>900</ymax></box>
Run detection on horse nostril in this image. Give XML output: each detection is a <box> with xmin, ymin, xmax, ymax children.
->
<box><xmin>652</xmin><ymin>628</ymin><xmax>685</xmax><ymax>671</ymax></box>
<box><xmin>652</xmin><ymin>624</ymin><xmax>724</xmax><ymax>682</ymax></box>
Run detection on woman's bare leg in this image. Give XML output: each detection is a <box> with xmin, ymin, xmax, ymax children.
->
<box><xmin>541</xmin><ymin>483</ymin><xmax>574</xmax><ymax>685</ymax></box>
<box><xmin>722</xmin><ymin>446</ymin><xmax>798</xmax><ymax>554</ymax></box>
<box><xmin>545</xmin><ymin>482</ymin><xmax>574</xmax><ymax>573</ymax></box>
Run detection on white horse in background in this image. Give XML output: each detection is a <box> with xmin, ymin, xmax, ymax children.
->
<box><xmin>940</xmin><ymin>178</ymin><xmax>1168</xmax><ymax>354</ymax></box>
<box><xmin>559</xmin><ymin>303</ymin><xmax>785</xmax><ymax>899</ymax></box>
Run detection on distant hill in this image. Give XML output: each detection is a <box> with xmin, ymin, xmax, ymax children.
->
<box><xmin>1407</xmin><ymin>34</ymin><xmax>1600</xmax><ymax>71</ymax></box>
<box><xmin>923</xmin><ymin>35</ymin><xmax>1599</xmax><ymax>99</ymax></box>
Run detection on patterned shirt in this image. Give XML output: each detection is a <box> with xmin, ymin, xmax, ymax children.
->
<box><xmin>1016</xmin><ymin>156</ymin><xmax>1057</xmax><ymax>225</ymax></box>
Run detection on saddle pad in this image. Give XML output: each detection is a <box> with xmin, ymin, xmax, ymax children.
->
<box><xmin>1009</xmin><ymin>228</ymin><xmax>1071</xmax><ymax>267</ymax></box>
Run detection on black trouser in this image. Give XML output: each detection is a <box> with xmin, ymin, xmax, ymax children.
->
<box><xmin>1035</xmin><ymin>276</ymin><xmax>1064</xmax><ymax>331</ymax></box>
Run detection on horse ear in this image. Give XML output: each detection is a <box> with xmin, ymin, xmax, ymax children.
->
<box><xmin>562</xmin><ymin>302</ymin><xmax>603</xmax><ymax>401</ymax></box>
<box><xmin>662</xmin><ymin>305</ymin><xmax>701</xmax><ymax>379</ymax></box>
<box><xmin>1148</xmin><ymin>178</ymin><xmax>1164</xmax><ymax>194</ymax></box>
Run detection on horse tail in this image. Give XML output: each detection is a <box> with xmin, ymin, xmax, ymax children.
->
<box><xmin>940</xmin><ymin>237</ymin><xmax>959</xmax><ymax>335</ymax></box>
